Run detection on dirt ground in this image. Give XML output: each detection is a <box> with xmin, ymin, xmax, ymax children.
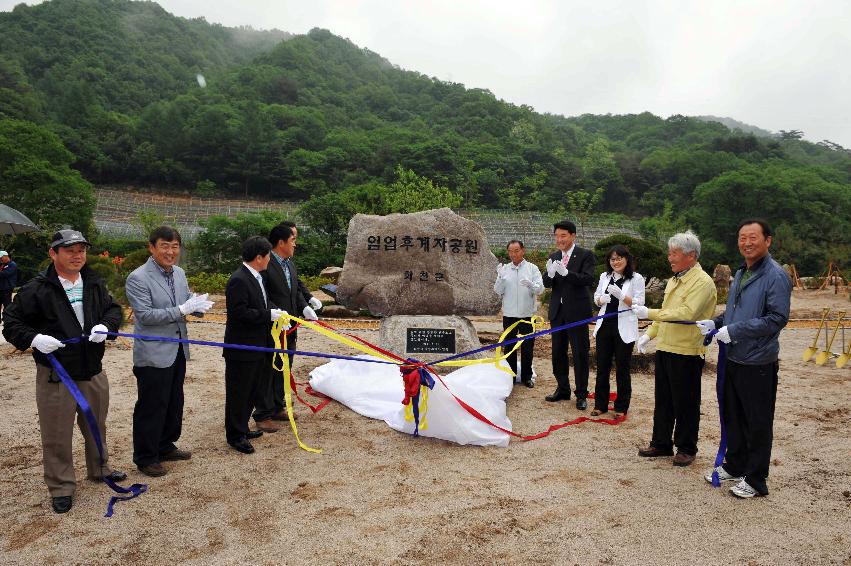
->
<box><xmin>1</xmin><ymin>289</ymin><xmax>849</xmax><ymax>565</ymax></box>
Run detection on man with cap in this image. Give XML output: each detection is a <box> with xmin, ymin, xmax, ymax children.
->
<box><xmin>542</xmin><ymin>219</ymin><xmax>596</xmax><ymax>410</ymax></box>
<box><xmin>0</xmin><ymin>250</ymin><xmax>18</xmax><ymax>320</ymax></box>
<box><xmin>2</xmin><ymin>230</ymin><xmax>126</xmax><ymax>514</ymax></box>
<box><xmin>125</xmin><ymin>226</ymin><xmax>214</xmax><ymax>477</ymax></box>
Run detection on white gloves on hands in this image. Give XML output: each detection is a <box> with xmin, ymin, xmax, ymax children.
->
<box><xmin>696</xmin><ymin>319</ymin><xmax>716</xmax><ymax>335</ymax></box>
<box><xmin>179</xmin><ymin>293</ymin><xmax>214</xmax><ymax>316</ymax></box>
<box><xmin>519</xmin><ymin>277</ymin><xmax>533</xmax><ymax>289</ymax></box>
<box><xmin>32</xmin><ymin>334</ymin><xmax>65</xmax><ymax>354</ymax></box>
<box><xmin>598</xmin><ymin>294</ymin><xmax>612</xmax><ymax>305</ymax></box>
<box><xmin>545</xmin><ymin>259</ymin><xmax>557</xmax><ymax>278</ymax></box>
<box><xmin>302</xmin><ymin>306</ymin><xmax>319</xmax><ymax>321</ymax></box>
<box><xmin>308</xmin><ymin>296</ymin><xmax>323</xmax><ymax>310</ymax></box>
<box><xmin>270</xmin><ymin>308</ymin><xmax>288</xmax><ymax>321</ymax></box>
<box><xmin>554</xmin><ymin>260</ymin><xmax>568</xmax><ymax>277</ymax></box>
<box><xmin>606</xmin><ymin>284</ymin><xmax>623</xmax><ymax>300</ymax></box>
<box><xmin>88</xmin><ymin>324</ymin><xmax>109</xmax><ymax>343</ymax></box>
<box><xmin>632</xmin><ymin>305</ymin><xmax>649</xmax><ymax>319</ymax></box>
<box><xmin>716</xmin><ymin>326</ymin><xmax>732</xmax><ymax>343</ymax></box>
<box><xmin>637</xmin><ymin>334</ymin><xmax>651</xmax><ymax>354</ymax></box>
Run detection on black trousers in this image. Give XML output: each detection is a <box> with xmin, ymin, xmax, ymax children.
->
<box><xmin>503</xmin><ymin>316</ymin><xmax>535</xmax><ymax>382</ymax></box>
<box><xmin>594</xmin><ymin>321</ymin><xmax>634</xmax><ymax>413</ymax></box>
<box><xmin>132</xmin><ymin>353</ymin><xmax>186</xmax><ymax>467</ymax></box>
<box><xmin>722</xmin><ymin>360</ymin><xmax>779</xmax><ymax>495</ymax></box>
<box><xmin>0</xmin><ymin>289</ymin><xmax>12</xmax><ymax>317</ymax></box>
<box><xmin>253</xmin><ymin>329</ymin><xmax>297</xmax><ymax>421</ymax></box>
<box><xmin>225</xmin><ymin>356</ymin><xmax>270</xmax><ymax>443</ymax></box>
<box><xmin>550</xmin><ymin>316</ymin><xmax>590</xmax><ymax>398</ymax></box>
<box><xmin>650</xmin><ymin>350</ymin><xmax>704</xmax><ymax>456</ymax></box>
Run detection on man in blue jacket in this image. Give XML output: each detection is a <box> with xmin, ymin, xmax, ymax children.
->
<box><xmin>697</xmin><ymin>219</ymin><xmax>792</xmax><ymax>498</ymax></box>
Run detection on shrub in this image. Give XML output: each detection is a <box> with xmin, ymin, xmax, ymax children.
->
<box><xmin>593</xmin><ymin>234</ymin><xmax>669</xmax><ymax>281</ymax></box>
<box><xmin>187</xmin><ymin>272</ymin><xmax>230</xmax><ymax>294</ymax></box>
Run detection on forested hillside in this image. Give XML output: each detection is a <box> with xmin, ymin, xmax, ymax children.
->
<box><xmin>1</xmin><ymin>0</ymin><xmax>849</xmax><ymax>275</ymax></box>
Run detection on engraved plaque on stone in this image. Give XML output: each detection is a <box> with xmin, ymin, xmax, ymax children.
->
<box><xmin>406</xmin><ymin>328</ymin><xmax>456</xmax><ymax>354</ymax></box>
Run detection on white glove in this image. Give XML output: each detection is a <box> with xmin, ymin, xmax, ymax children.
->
<box><xmin>598</xmin><ymin>294</ymin><xmax>611</xmax><ymax>305</ymax></box>
<box><xmin>88</xmin><ymin>324</ymin><xmax>109</xmax><ymax>343</ymax></box>
<box><xmin>302</xmin><ymin>306</ymin><xmax>319</xmax><ymax>321</ymax></box>
<box><xmin>308</xmin><ymin>296</ymin><xmax>323</xmax><ymax>310</ymax></box>
<box><xmin>696</xmin><ymin>319</ymin><xmax>716</xmax><ymax>335</ymax></box>
<box><xmin>554</xmin><ymin>260</ymin><xmax>568</xmax><ymax>277</ymax></box>
<box><xmin>637</xmin><ymin>334</ymin><xmax>651</xmax><ymax>354</ymax></box>
<box><xmin>179</xmin><ymin>293</ymin><xmax>213</xmax><ymax>315</ymax></box>
<box><xmin>632</xmin><ymin>305</ymin><xmax>649</xmax><ymax>319</ymax></box>
<box><xmin>545</xmin><ymin>259</ymin><xmax>557</xmax><ymax>278</ymax></box>
<box><xmin>31</xmin><ymin>334</ymin><xmax>65</xmax><ymax>354</ymax></box>
<box><xmin>270</xmin><ymin>308</ymin><xmax>288</xmax><ymax>321</ymax></box>
<box><xmin>606</xmin><ymin>284</ymin><xmax>623</xmax><ymax>300</ymax></box>
<box><xmin>519</xmin><ymin>277</ymin><xmax>533</xmax><ymax>289</ymax></box>
<box><xmin>716</xmin><ymin>326</ymin><xmax>732</xmax><ymax>344</ymax></box>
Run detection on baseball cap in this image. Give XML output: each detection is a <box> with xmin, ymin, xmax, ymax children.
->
<box><xmin>50</xmin><ymin>229</ymin><xmax>91</xmax><ymax>248</ymax></box>
<box><xmin>0</xmin><ymin>251</ymin><xmax>8</xmax><ymax>258</ymax></box>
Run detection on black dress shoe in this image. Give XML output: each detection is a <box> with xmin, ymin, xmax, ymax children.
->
<box><xmin>52</xmin><ymin>496</ymin><xmax>73</xmax><ymax>514</ymax></box>
<box><xmin>229</xmin><ymin>438</ymin><xmax>255</xmax><ymax>454</ymax></box>
<box><xmin>638</xmin><ymin>445</ymin><xmax>674</xmax><ymax>458</ymax></box>
<box><xmin>246</xmin><ymin>430</ymin><xmax>264</xmax><ymax>440</ymax></box>
<box><xmin>522</xmin><ymin>380</ymin><xmax>534</xmax><ymax>388</ymax></box>
<box><xmin>545</xmin><ymin>390</ymin><xmax>571</xmax><ymax>402</ymax></box>
<box><xmin>576</xmin><ymin>398</ymin><xmax>588</xmax><ymax>410</ymax></box>
<box><xmin>89</xmin><ymin>469</ymin><xmax>128</xmax><ymax>482</ymax></box>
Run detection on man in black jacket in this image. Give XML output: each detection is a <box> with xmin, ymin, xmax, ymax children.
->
<box><xmin>252</xmin><ymin>224</ymin><xmax>315</xmax><ymax>431</ymax></box>
<box><xmin>2</xmin><ymin>230</ymin><xmax>125</xmax><ymax>514</ymax></box>
<box><xmin>542</xmin><ymin>220</ymin><xmax>596</xmax><ymax>410</ymax></box>
<box><xmin>223</xmin><ymin>236</ymin><xmax>287</xmax><ymax>454</ymax></box>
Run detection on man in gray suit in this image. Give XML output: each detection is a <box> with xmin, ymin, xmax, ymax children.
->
<box><xmin>125</xmin><ymin>226</ymin><xmax>213</xmax><ymax>477</ymax></box>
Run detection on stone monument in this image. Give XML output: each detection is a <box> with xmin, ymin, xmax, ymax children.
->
<box><xmin>336</xmin><ymin>208</ymin><xmax>501</xmax><ymax>364</ymax></box>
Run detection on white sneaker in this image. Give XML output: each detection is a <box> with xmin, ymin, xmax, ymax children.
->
<box><xmin>704</xmin><ymin>466</ymin><xmax>743</xmax><ymax>484</ymax></box>
<box><xmin>730</xmin><ymin>479</ymin><xmax>760</xmax><ymax>498</ymax></box>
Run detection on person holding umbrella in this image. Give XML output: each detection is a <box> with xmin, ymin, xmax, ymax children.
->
<box><xmin>0</xmin><ymin>250</ymin><xmax>17</xmax><ymax>319</ymax></box>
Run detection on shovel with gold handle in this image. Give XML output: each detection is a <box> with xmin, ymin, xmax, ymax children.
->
<box><xmin>837</xmin><ymin>327</ymin><xmax>850</xmax><ymax>369</ymax></box>
<box><xmin>815</xmin><ymin>311</ymin><xmax>844</xmax><ymax>366</ymax></box>
<box><xmin>802</xmin><ymin>308</ymin><xmax>830</xmax><ymax>362</ymax></box>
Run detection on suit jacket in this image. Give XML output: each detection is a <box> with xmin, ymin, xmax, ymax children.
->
<box><xmin>542</xmin><ymin>246</ymin><xmax>595</xmax><ymax>322</ymax></box>
<box><xmin>125</xmin><ymin>257</ymin><xmax>192</xmax><ymax>368</ymax></box>
<box><xmin>592</xmin><ymin>271</ymin><xmax>645</xmax><ymax>343</ymax></box>
<box><xmin>224</xmin><ymin>265</ymin><xmax>276</xmax><ymax>361</ymax></box>
<box><xmin>266</xmin><ymin>253</ymin><xmax>308</xmax><ymax>317</ymax></box>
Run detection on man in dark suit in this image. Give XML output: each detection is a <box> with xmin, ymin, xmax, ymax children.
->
<box><xmin>279</xmin><ymin>220</ymin><xmax>324</xmax><ymax>313</ymax></box>
<box><xmin>223</xmin><ymin>236</ymin><xmax>287</xmax><ymax>454</ymax></box>
<box><xmin>542</xmin><ymin>220</ymin><xmax>595</xmax><ymax>410</ymax></box>
<box><xmin>253</xmin><ymin>224</ymin><xmax>316</xmax><ymax>429</ymax></box>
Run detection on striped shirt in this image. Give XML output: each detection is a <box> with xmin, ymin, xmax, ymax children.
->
<box><xmin>59</xmin><ymin>275</ymin><xmax>84</xmax><ymax>328</ymax></box>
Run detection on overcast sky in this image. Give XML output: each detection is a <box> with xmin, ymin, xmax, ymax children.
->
<box><xmin>4</xmin><ymin>0</ymin><xmax>850</xmax><ymax>147</ymax></box>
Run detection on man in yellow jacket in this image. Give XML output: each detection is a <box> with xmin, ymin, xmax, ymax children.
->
<box><xmin>632</xmin><ymin>230</ymin><xmax>717</xmax><ymax>467</ymax></box>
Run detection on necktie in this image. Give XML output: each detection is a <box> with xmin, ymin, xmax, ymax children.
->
<box><xmin>283</xmin><ymin>258</ymin><xmax>292</xmax><ymax>290</ymax></box>
<box><xmin>256</xmin><ymin>274</ymin><xmax>268</xmax><ymax>307</ymax></box>
<box><xmin>562</xmin><ymin>253</ymin><xmax>569</xmax><ymax>266</ymax></box>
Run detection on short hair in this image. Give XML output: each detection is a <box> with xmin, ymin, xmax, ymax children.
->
<box><xmin>280</xmin><ymin>220</ymin><xmax>297</xmax><ymax>229</ymax></box>
<box><xmin>506</xmin><ymin>240</ymin><xmax>524</xmax><ymax>249</ymax></box>
<box><xmin>241</xmin><ymin>236</ymin><xmax>272</xmax><ymax>262</ymax></box>
<box><xmin>605</xmin><ymin>244</ymin><xmax>635</xmax><ymax>279</ymax></box>
<box><xmin>149</xmin><ymin>226</ymin><xmax>182</xmax><ymax>246</ymax></box>
<box><xmin>268</xmin><ymin>224</ymin><xmax>295</xmax><ymax>247</ymax></box>
<box><xmin>667</xmin><ymin>230</ymin><xmax>701</xmax><ymax>258</ymax></box>
<box><xmin>553</xmin><ymin>219</ymin><xmax>577</xmax><ymax>234</ymax></box>
<box><xmin>737</xmin><ymin>218</ymin><xmax>773</xmax><ymax>238</ymax></box>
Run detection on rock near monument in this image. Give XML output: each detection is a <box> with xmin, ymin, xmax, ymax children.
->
<box><xmin>336</xmin><ymin>208</ymin><xmax>501</xmax><ymax>316</ymax></box>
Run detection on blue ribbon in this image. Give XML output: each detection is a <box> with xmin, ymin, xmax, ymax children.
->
<box><xmin>44</xmin><ymin>349</ymin><xmax>148</xmax><ymax>517</ymax></box>
<box><xmin>702</xmin><ymin>329</ymin><xmax>728</xmax><ymax>487</ymax></box>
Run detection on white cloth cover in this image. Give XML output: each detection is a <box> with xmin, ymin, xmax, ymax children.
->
<box><xmin>309</xmin><ymin>356</ymin><xmax>513</xmax><ymax>447</ymax></box>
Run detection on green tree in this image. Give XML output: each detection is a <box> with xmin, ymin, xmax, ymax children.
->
<box><xmin>383</xmin><ymin>166</ymin><xmax>462</xmax><ymax>214</ymax></box>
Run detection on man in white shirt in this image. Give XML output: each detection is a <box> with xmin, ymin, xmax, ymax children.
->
<box><xmin>494</xmin><ymin>240</ymin><xmax>544</xmax><ymax>387</ymax></box>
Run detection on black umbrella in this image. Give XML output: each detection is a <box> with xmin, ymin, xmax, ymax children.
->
<box><xmin>0</xmin><ymin>203</ymin><xmax>40</xmax><ymax>235</ymax></box>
